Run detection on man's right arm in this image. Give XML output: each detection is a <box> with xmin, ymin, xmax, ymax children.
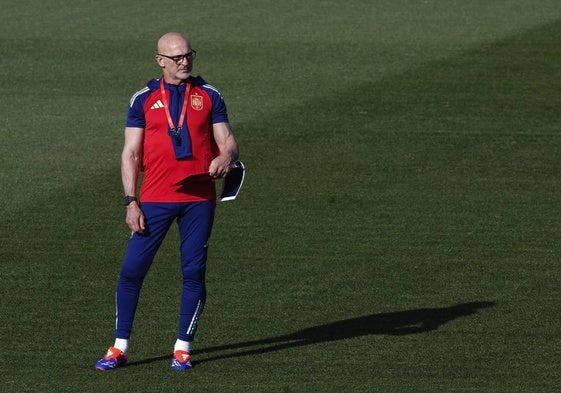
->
<box><xmin>121</xmin><ymin>127</ymin><xmax>145</xmax><ymax>233</ymax></box>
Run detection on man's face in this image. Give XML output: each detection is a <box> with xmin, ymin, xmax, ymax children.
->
<box><xmin>156</xmin><ymin>38</ymin><xmax>194</xmax><ymax>84</ymax></box>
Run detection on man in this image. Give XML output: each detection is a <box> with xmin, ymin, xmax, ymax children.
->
<box><xmin>95</xmin><ymin>32</ymin><xmax>239</xmax><ymax>371</ymax></box>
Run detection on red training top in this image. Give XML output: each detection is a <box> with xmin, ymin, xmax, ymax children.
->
<box><xmin>126</xmin><ymin>76</ymin><xmax>229</xmax><ymax>202</ymax></box>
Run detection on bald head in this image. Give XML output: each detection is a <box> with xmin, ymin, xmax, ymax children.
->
<box><xmin>155</xmin><ymin>32</ymin><xmax>194</xmax><ymax>85</ymax></box>
<box><xmin>157</xmin><ymin>32</ymin><xmax>190</xmax><ymax>54</ymax></box>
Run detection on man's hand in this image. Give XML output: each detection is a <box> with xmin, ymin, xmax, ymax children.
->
<box><xmin>209</xmin><ymin>155</ymin><xmax>234</xmax><ymax>178</ymax></box>
<box><xmin>125</xmin><ymin>202</ymin><xmax>145</xmax><ymax>234</ymax></box>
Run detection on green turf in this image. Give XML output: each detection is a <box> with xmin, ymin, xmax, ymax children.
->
<box><xmin>1</xmin><ymin>1</ymin><xmax>561</xmax><ymax>392</ymax></box>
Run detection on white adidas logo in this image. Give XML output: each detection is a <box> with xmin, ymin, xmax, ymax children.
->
<box><xmin>150</xmin><ymin>100</ymin><xmax>164</xmax><ymax>110</ymax></box>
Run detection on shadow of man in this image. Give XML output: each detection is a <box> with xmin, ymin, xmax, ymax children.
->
<box><xmin>192</xmin><ymin>301</ymin><xmax>495</xmax><ymax>364</ymax></box>
<box><xmin>125</xmin><ymin>301</ymin><xmax>494</xmax><ymax>367</ymax></box>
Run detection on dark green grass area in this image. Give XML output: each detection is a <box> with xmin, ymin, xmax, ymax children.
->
<box><xmin>1</xmin><ymin>1</ymin><xmax>561</xmax><ymax>392</ymax></box>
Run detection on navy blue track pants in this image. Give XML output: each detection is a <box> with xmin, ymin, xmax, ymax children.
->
<box><xmin>115</xmin><ymin>201</ymin><xmax>214</xmax><ymax>342</ymax></box>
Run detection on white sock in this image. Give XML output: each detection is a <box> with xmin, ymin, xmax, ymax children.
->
<box><xmin>174</xmin><ymin>339</ymin><xmax>191</xmax><ymax>353</ymax></box>
<box><xmin>114</xmin><ymin>338</ymin><xmax>130</xmax><ymax>354</ymax></box>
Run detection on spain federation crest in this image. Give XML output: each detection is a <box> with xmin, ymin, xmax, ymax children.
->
<box><xmin>190</xmin><ymin>93</ymin><xmax>203</xmax><ymax>111</ymax></box>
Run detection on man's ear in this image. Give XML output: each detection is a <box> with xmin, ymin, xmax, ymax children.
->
<box><xmin>155</xmin><ymin>55</ymin><xmax>165</xmax><ymax>68</ymax></box>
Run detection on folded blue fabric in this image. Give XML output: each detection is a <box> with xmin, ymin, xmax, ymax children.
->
<box><xmin>167</xmin><ymin>82</ymin><xmax>192</xmax><ymax>159</ymax></box>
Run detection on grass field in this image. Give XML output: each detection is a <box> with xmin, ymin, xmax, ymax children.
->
<box><xmin>1</xmin><ymin>0</ymin><xmax>561</xmax><ymax>392</ymax></box>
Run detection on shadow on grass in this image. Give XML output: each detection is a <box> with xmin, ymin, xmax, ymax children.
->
<box><xmin>126</xmin><ymin>301</ymin><xmax>494</xmax><ymax>367</ymax></box>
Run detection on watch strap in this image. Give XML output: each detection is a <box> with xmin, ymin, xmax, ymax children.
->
<box><xmin>123</xmin><ymin>196</ymin><xmax>138</xmax><ymax>206</ymax></box>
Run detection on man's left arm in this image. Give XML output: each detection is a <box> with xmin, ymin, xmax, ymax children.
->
<box><xmin>209</xmin><ymin>121</ymin><xmax>239</xmax><ymax>178</ymax></box>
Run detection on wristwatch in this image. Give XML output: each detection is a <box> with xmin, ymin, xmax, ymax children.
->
<box><xmin>123</xmin><ymin>196</ymin><xmax>138</xmax><ymax>206</ymax></box>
